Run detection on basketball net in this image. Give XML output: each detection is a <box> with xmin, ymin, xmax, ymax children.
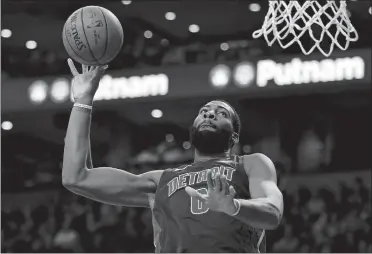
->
<box><xmin>252</xmin><ymin>0</ymin><xmax>359</xmax><ymax>57</ymax></box>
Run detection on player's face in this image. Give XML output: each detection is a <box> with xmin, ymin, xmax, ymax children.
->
<box><xmin>190</xmin><ymin>101</ymin><xmax>236</xmax><ymax>155</ymax></box>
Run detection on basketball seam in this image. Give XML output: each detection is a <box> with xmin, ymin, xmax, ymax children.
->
<box><xmin>64</xmin><ymin>22</ymin><xmax>91</xmax><ymax>62</ymax></box>
<box><xmin>97</xmin><ymin>7</ymin><xmax>108</xmax><ymax>62</ymax></box>
<box><xmin>81</xmin><ymin>7</ymin><xmax>101</xmax><ymax>65</ymax></box>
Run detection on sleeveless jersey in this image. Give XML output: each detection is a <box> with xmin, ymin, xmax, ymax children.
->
<box><xmin>150</xmin><ymin>156</ymin><xmax>266</xmax><ymax>253</ymax></box>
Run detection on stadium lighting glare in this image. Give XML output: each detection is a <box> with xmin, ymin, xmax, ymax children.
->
<box><xmin>182</xmin><ymin>141</ymin><xmax>191</xmax><ymax>149</ymax></box>
<box><xmin>28</xmin><ymin>80</ymin><xmax>48</xmax><ymax>104</ymax></box>
<box><xmin>151</xmin><ymin>109</ymin><xmax>163</xmax><ymax>118</ymax></box>
<box><xmin>165</xmin><ymin>12</ymin><xmax>176</xmax><ymax>20</ymax></box>
<box><xmin>1</xmin><ymin>29</ymin><xmax>12</xmax><ymax>38</ymax></box>
<box><xmin>121</xmin><ymin>0</ymin><xmax>131</xmax><ymax>5</ymax></box>
<box><xmin>189</xmin><ymin>24</ymin><xmax>200</xmax><ymax>33</ymax></box>
<box><xmin>220</xmin><ymin>43</ymin><xmax>229</xmax><ymax>51</ymax></box>
<box><xmin>26</xmin><ymin>40</ymin><xmax>37</xmax><ymax>49</ymax></box>
<box><xmin>166</xmin><ymin>134</ymin><xmax>174</xmax><ymax>142</ymax></box>
<box><xmin>233</xmin><ymin>62</ymin><xmax>255</xmax><ymax>87</ymax></box>
<box><xmin>249</xmin><ymin>3</ymin><xmax>261</xmax><ymax>12</ymax></box>
<box><xmin>2</xmin><ymin>121</ymin><xmax>13</xmax><ymax>131</ymax></box>
<box><xmin>209</xmin><ymin>64</ymin><xmax>231</xmax><ymax>88</ymax></box>
<box><xmin>144</xmin><ymin>30</ymin><xmax>153</xmax><ymax>38</ymax></box>
<box><xmin>50</xmin><ymin>79</ymin><xmax>70</xmax><ymax>103</ymax></box>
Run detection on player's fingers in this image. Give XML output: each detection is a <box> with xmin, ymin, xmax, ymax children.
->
<box><xmin>82</xmin><ymin>64</ymin><xmax>89</xmax><ymax>73</ymax></box>
<box><xmin>215</xmin><ymin>173</ymin><xmax>222</xmax><ymax>192</ymax></box>
<box><xmin>67</xmin><ymin>59</ymin><xmax>79</xmax><ymax>77</ymax></box>
<box><xmin>220</xmin><ymin>175</ymin><xmax>229</xmax><ymax>195</ymax></box>
<box><xmin>94</xmin><ymin>65</ymin><xmax>108</xmax><ymax>77</ymax></box>
<box><xmin>97</xmin><ymin>65</ymin><xmax>108</xmax><ymax>73</ymax></box>
<box><xmin>206</xmin><ymin>169</ymin><xmax>214</xmax><ymax>191</ymax></box>
<box><xmin>229</xmin><ymin>186</ymin><xmax>236</xmax><ymax>198</ymax></box>
<box><xmin>185</xmin><ymin>187</ymin><xmax>207</xmax><ymax>201</ymax></box>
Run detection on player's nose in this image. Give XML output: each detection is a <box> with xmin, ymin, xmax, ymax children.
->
<box><xmin>203</xmin><ymin>111</ymin><xmax>216</xmax><ymax>120</ymax></box>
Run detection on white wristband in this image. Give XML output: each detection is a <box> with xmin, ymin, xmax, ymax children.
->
<box><xmin>231</xmin><ymin>199</ymin><xmax>241</xmax><ymax>216</ymax></box>
<box><xmin>74</xmin><ymin>103</ymin><xmax>93</xmax><ymax>110</ymax></box>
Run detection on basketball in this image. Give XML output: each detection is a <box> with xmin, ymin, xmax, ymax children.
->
<box><xmin>62</xmin><ymin>6</ymin><xmax>124</xmax><ymax>66</ymax></box>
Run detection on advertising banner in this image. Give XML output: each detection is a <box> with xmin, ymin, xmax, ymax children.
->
<box><xmin>2</xmin><ymin>48</ymin><xmax>370</xmax><ymax>113</ymax></box>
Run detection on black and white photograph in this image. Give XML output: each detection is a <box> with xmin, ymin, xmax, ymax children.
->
<box><xmin>1</xmin><ymin>0</ymin><xmax>371</xmax><ymax>253</ymax></box>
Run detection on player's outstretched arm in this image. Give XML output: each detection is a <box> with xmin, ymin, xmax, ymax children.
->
<box><xmin>234</xmin><ymin>153</ymin><xmax>283</xmax><ymax>230</ymax></box>
<box><xmin>62</xmin><ymin>59</ymin><xmax>163</xmax><ymax>207</ymax></box>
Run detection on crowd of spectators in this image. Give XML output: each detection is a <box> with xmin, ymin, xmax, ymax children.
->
<box><xmin>2</xmin><ymin>170</ymin><xmax>371</xmax><ymax>253</ymax></box>
<box><xmin>1</xmin><ymin>137</ymin><xmax>195</xmax><ymax>192</ymax></box>
<box><xmin>269</xmin><ymin>175</ymin><xmax>371</xmax><ymax>253</ymax></box>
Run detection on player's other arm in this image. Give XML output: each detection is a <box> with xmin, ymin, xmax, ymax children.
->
<box><xmin>233</xmin><ymin>153</ymin><xmax>283</xmax><ymax>230</ymax></box>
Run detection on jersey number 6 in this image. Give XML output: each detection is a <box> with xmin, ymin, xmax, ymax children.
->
<box><xmin>190</xmin><ymin>188</ymin><xmax>209</xmax><ymax>214</ymax></box>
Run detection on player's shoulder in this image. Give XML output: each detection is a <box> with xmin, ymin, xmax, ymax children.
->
<box><xmin>166</xmin><ymin>164</ymin><xmax>192</xmax><ymax>173</ymax></box>
<box><xmin>141</xmin><ymin>170</ymin><xmax>164</xmax><ymax>186</ymax></box>
<box><xmin>243</xmin><ymin>153</ymin><xmax>272</xmax><ymax>163</ymax></box>
<box><xmin>242</xmin><ymin>153</ymin><xmax>276</xmax><ymax>176</ymax></box>
<box><xmin>152</xmin><ymin>164</ymin><xmax>192</xmax><ymax>184</ymax></box>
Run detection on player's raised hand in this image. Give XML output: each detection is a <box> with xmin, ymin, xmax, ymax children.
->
<box><xmin>185</xmin><ymin>169</ymin><xmax>239</xmax><ymax>216</ymax></box>
<box><xmin>67</xmin><ymin>58</ymin><xmax>108</xmax><ymax>104</ymax></box>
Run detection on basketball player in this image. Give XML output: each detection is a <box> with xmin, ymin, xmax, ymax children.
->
<box><xmin>62</xmin><ymin>59</ymin><xmax>284</xmax><ymax>253</ymax></box>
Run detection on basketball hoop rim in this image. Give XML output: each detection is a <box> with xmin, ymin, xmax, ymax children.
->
<box><xmin>252</xmin><ymin>0</ymin><xmax>359</xmax><ymax>57</ymax></box>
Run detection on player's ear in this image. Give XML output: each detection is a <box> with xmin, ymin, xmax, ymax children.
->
<box><xmin>232</xmin><ymin>133</ymin><xmax>239</xmax><ymax>144</ymax></box>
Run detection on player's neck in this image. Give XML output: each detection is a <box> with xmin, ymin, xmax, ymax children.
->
<box><xmin>194</xmin><ymin>150</ymin><xmax>231</xmax><ymax>162</ymax></box>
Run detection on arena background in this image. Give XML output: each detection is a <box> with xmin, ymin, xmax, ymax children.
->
<box><xmin>1</xmin><ymin>0</ymin><xmax>371</xmax><ymax>253</ymax></box>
